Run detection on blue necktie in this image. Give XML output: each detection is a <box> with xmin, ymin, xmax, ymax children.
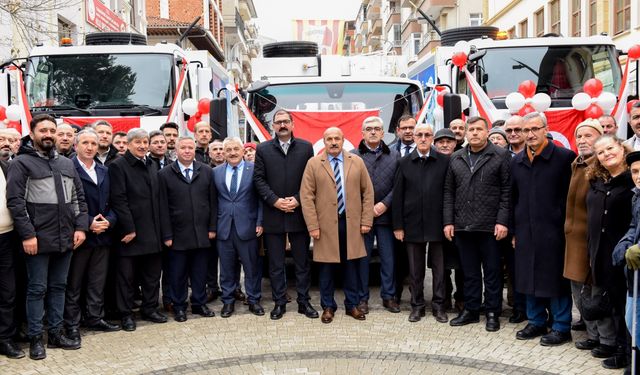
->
<box><xmin>230</xmin><ymin>166</ymin><xmax>238</xmax><ymax>195</ymax></box>
<box><xmin>332</xmin><ymin>159</ymin><xmax>345</xmax><ymax>215</ymax></box>
<box><xmin>184</xmin><ymin>168</ymin><xmax>191</xmax><ymax>182</ymax></box>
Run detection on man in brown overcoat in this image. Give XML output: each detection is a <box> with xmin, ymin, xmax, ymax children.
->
<box><xmin>300</xmin><ymin>127</ymin><xmax>374</xmax><ymax>323</ymax></box>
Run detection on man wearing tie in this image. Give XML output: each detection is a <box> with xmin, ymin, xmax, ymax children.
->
<box><xmin>212</xmin><ymin>137</ymin><xmax>263</xmax><ymax>318</ymax></box>
<box><xmin>391</xmin><ymin>114</ymin><xmax>417</xmax><ymax>157</ymax></box>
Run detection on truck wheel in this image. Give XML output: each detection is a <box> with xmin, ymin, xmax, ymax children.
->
<box><xmin>262</xmin><ymin>41</ymin><xmax>318</xmax><ymax>57</ymax></box>
<box><xmin>440</xmin><ymin>26</ymin><xmax>499</xmax><ymax>46</ymax></box>
<box><xmin>85</xmin><ymin>32</ymin><xmax>147</xmax><ymax>46</ymax></box>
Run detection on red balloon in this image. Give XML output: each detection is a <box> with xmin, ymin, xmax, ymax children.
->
<box><xmin>629</xmin><ymin>45</ymin><xmax>640</xmax><ymax>60</ymax></box>
<box><xmin>584</xmin><ymin>104</ymin><xmax>604</xmax><ymax>119</ymax></box>
<box><xmin>437</xmin><ymin>92</ymin><xmax>445</xmax><ymax>107</ymax></box>
<box><xmin>0</xmin><ymin>106</ymin><xmax>5</xmax><ymax>121</ymax></box>
<box><xmin>583</xmin><ymin>78</ymin><xmax>603</xmax><ymax>98</ymax></box>
<box><xmin>628</xmin><ymin>99</ymin><xmax>639</xmax><ymax>113</ymax></box>
<box><xmin>197</xmin><ymin>98</ymin><xmax>210</xmax><ymax>115</ymax></box>
<box><xmin>517</xmin><ymin>80</ymin><xmax>536</xmax><ymax>98</ymax></box>
<box><xmin>518</xmin><ymin>104</ymin><xmax>536</xmax><ymax>116</ymax></box>
<box><xmin>186</xmin><ymin>117</ymin><xmax>197</xmax><ymax>133</ymax></box>
<box><xmin>194</xmin><ymin>111</ymin><xmax>202</xmax><ymax>120</ymax></box>
<box><xmin>452</xmin><ymin>52</ymin><xmax>467</xmax><ymax>68</ymax></box>
<box><xmin>435</xmin><ymin>86</ymin><xmax>446</xmax><ymax>92</ymax></box>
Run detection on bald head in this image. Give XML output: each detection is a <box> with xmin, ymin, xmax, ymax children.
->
<box><xmin>56</xmin><ymin>123</ymin><xmax>75</xmax><ymax>154</ymax></box>
<box><xmin>323</xmin><ymin>127</ymin><xmax>344</xmax><ymax>157</ymax></box>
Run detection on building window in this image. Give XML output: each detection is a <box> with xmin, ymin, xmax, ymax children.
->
<box><xmin>57</xmin><ymin>17</ymin><xmax>75</xmax><ymax>43</ymax></box>
<box><xmin>519</xmin><ymin>18</ymin><xmax>528</xmax><ymax>37</ymax></box>
<box><xmin>571</xmin><ymin>0</ymin><xmax>581</xmax><ymax>36</ymax></box>
<box><xmin>549</xmin><ymin>0</ymin><xmax>560</xmax><ymax>34</ymax></box>
<box><xmin>440</xmin><ymin>13</ymin><xmax>447</xmax><ymax>30</ymax></box>
<box><xmin>412</xmin><ymin>32</ymin><xmax>421</xmax><ymax>55</ymax></box>
<box><xmin>393</xmin><ymin>24</ymin><xmax>401</xmax><ymax>46</ymax></box>
<box><xmin>508</xmin><ymin>27</ymin><xmax>516</xmax><ymax>39</ymax></box>
<box><xmin>534</xmin><ymin>7</ymin><xmax>545</xmax><ymax>36</ymax></box>
<box><xmin>589</xmin><ymin>0</ymin><xmax>597</xmax><ymax>35</ymax></box>
<box><xmin>614</xmin><ymin>0</ymin><xmax>631</xmax><ymax>35</ymax></box>
<box><xmin>469</xmin><ymin>13</ymin><xmax>483</xmax><ymax>26</ymax></box>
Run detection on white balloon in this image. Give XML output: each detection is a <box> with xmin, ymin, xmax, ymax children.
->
<box><xmin>531</xmin><ymin>93</ymin><xmax>551</xmax><ymax>112</ymax></box>
<box><xmin>434</xmin><ymin>107</ymin><xmax>444</xmax><ymax>122</ymax></box>
<box><xmin>5</xmin><ymin>104</ymin><xmax>21</xmax><ymax>121</ymax></box>
<box><xmin>182</xmin><ymin>98</ymin><xmax>198</xmax><ymax>116</ymax></box>
<box><xmin>505</xmin><ymin>92</ymin><xmax>525</xmax><ymax>113</ymax></box>
<box><xmin>597</xmin><ymin>92</ymin><xmax>617</xmax><ymax>112</ymax></box>
<box><xmin>454</xmin><ymin>40</ymin><xmax>471</xmax><ymax>55</ymax></box>
<box><xmin>459</xmin><ymin>94</ymin><xmax>470</xmax><ymax>110</ymax></box>
<box><xmin>571</xmin><ymin>92</ymin><xmax>591</xmax><ymax>111</ymax></box>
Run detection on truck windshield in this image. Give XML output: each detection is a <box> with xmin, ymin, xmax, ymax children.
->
<box><xmin>250</xmin><ymin>82</ymin><xmax>422</xmax><ymax>144</ymax></box>
<box><xmin>476</xmin><ymin>45</ymin><xmax>621</xmax><ymax>99</ymax></box>
<box><xmin>25</xmin><ymin>53</ymin><xmax>174</xmax><ymax>109</ymax></box>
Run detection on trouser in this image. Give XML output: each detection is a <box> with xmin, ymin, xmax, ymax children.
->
<box><xmin>526</xmin><ymin>295</ymin><xmax>572</xmax><ymax>332</ymax></box>
<box><xmin>161</xmin><ymin>246</ymin><xmax>171</xmax><ymax>305</ymax></box>
<box><xmin>502</xmin><ymin>236</ymin><xmax>526</xmax><ymax>312</ymax></box>
<box><xmin>455</xmin><ymin>231</ymin><xmax>503</xmax><ymax>314</ymax></box>
<box><xmin>265</xmin><ymin>231</ymin><xmax>311</xmax><ymax>306</ymax></box>
<box><xmin>218</xmin><ymin>224</ymin><xmax>261</xmax><ymax>305</ymax></box>
<box><xmin>570</xmin><ymin>281</ymin><xmax>612</xmax><ymax>343</ymax></box>
<box><xmin>116</xmin><ymin>253</ymin><xmax>162</xmax><ymax>317</ymax></box>
<box><xmin>361</xmin><ymin>225</ymin><xmax>396</xmax><ymax>301</ymax></box>
<box><xmin>206</xmin><ymin>241</ymin><xmax>220</xmax><ymax>292</ymax></box>
<box><xmin>169</xmin><ymin>248</ymin><xmax>209</xmax><ymax>311</ymax></box>
<box><xmin>0</xmin><ymin>231</ymin><xmax>17</xmax><ymax>339</ymax></box>
<box><xmin>405</xmin><ymin>241</ymin><xmax>445</xmax><ymax>310</ymax></box>
<box><xmin>318</xmin><ymin>215</ymin><xmax>360</xmax><ymax>311</ymax></box>
<box><xmin>394</xmin><ymin>239</ymin><xmax>409</xmax><ymax>301</ymax></box>
<box><xmin>64</xmin><ymin>245</ymin><xmax>110</xmax><ymax>329</ymax></box>
<box><xmin>24</xmin><ymin>251</ymin><xmax>73</xmax><ymax>337</ymax></box>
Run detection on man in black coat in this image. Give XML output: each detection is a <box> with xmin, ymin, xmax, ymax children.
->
<box><xmin>109</xmin><ymin>128</ymin><xmax>167</xmax><ymax>332</ymax></box>
<box><xmin>392</xmin><ymin>123</ymin><xmax>449</xmax><ymax>323</ymax></box>
<box><xmin>159</xmin><ymin>137</ymin><xmax>217</xmax><ymax>322</ymax></box>
<box><xmin>443</xmin><ymin>116</ymin><xmax>511</xmax><ymax>332</ymax></box>
<box><xmin>253</xmin><ymin>109</ymin><xmax>318</xmax><ymax>320</ymax></box>
<box><xmin>93</xmin><ymin>120</ymin><xmax>119</xmax><ymax>166</ymax></box>
<box><xmin>511</xmin><ymin>112</ymin><xmax>576</xmax><ymax>346</ymax></box>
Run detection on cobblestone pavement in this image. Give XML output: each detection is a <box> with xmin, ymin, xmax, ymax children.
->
<box><xmin>0</xmin><ymin>281</ymin><xmax>622</xmax><ymax>375</ymax></box>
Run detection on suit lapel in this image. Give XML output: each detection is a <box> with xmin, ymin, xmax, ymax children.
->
<box><xmin>343</xmin><ymin>152</ymin><xmax>353</xmax><ymax>180</ymax></box>
<box><xmin>321</xmin><ymin>153</ymin><xmax>336</xmax><ymax>182</ymax></box>
<box><xmin>237</xmin><ymin>163</ymin><xmax>252</xmax><ymax>195</ymax></box>
<box><xmin>190</xmin><ymin>162</ymin><xmax>201</xmax><ymax>183</ymax></box>
<box><xmin>96</xmin><ymin>165</ymin><xmax>106</xmax><ymax>186</ymax></box>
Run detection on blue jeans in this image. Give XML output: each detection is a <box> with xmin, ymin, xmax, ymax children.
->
<box><xmin>25</xmin><ymin>251</ymin><xmax>73</xmax><ymax>337</ymax></box>
<box><xmin>526</xmin><ymin>294</ymin><xmax>572</xmax><ymax>333</ymax></box>
<box><xmin>626</xmin><ymin>296</ymin><xmax>640</xmax><ymax>345</ymax></box>
<box><xmin>360</xmin><ymin>225</ymin><xmax>395</xmax><ymax>301</ymax></box>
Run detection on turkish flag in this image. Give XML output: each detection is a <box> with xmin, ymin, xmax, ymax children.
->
<box><xmin>545</xmin><ymin>109</ymin><xmax>584</xmax><ymax>152</ymax></box>
<box><xmin>62</xmin><ymin>117</ymin><xmax>141</xmax><ymax>133</ymax></box>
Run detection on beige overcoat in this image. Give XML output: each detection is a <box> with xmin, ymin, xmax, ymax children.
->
<box><xmin>300</xmin><ymin>150</ymin><xmax>374</xmax><ymax>263</ymax></box>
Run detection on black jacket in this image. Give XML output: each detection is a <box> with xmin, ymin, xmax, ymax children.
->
<box><xmin>195</xmin><ymin>147</ymin><xmax>211</xmax><ymax>166</ymax></box>
<box><xmin>0</xmin><ymin>160</ymin><xmax>7</xmax><ymax>177</ymax></box>
<box><xmin>253</xmin><ymin>137</ymin><xmax>314</xmax><ymax>233</ymax></box>
<box><xmin>443</xmin><ymin>142</ymin><xmax>511</xmax><ymax>232</ymax></box>
<box><xmin>392</xmin><ymin>147</ymin><xmax>449</xmax><ymax>242</ymax></box>
<box><xmin>109</xmin><ymin>151</ymin><xmax>162</xmax><ymax>256</ymax></box>
<box><xmin>158</xmin><ymin>160</ymin><xmax>217</xmax><ymax>250</ymax></box>
<box><xmin>7</xmin><ymin>137</ymin><xmax>88</xmax><ymax>253</ymax></box>
<box><xmin>95</xmin><ymin>146</ymin><xmax>119</xmax><ymax>166</ymax></box>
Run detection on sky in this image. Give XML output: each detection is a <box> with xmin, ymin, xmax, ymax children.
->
<box><xmin>253</xmin><ymin>0</ymin><xmax>362</xmax><ymax>42</ymax></box>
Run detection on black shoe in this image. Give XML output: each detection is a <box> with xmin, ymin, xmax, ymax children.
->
<box><xmin>86</xmin><ymin>319</ymin><xmax>121</xmax><ymax>332</ymax></box>
<box><xmin>66</xmin><ymin>327</ymin><xmax>81</xmax><ymax>341</ymax></box>
<box><xmin>486</xmin><ymin>312</ymin><xmax>500</xmax><ymax>332</ymax></box>
<box><xmin>206</xmin><ymin>288</ymin><xmax>221</xmax><ymax>303</ymax></box>
<box><xmin>271</xmin><ymin>304</ymin><xmax>286</xmax><ymax>320</ymax></box>
<box><xmin>121</xmin><ymin>316</ymin><xmax>136</xmax><ymax>332</ymax></box>
<box><xmin>449</xmin><ymin>310</ymin><xmax>480</xmax><ymax>326</ymax></box>
<box><xmin>174</xmin><ymin>310</ymin><xmax>187</xmax><ymax>322</ymax></box>
<box><xmin>571</xmin><ymin>318</ymin><xmax>586</xmax><ymax>331</ymax></box>
<box><xmin>575</xmin><ymin>339</ymin><xmax>600</xmax><ymax>350</ymax></box>
<box><xmin>508</xmin><ymin>310</ymin><xmax>527</xmax><ymax>324</ymax></box>
<box><xmin>540</xmin><ymin>330</ymin><xmax>572</xmax><ymax>346</ymax></box>
<box><xmin>516</xmin><ymin>323</ymin><xmax>548</xmax><ymax>340</ymax></box>
<box><xmin>602</xmin><ymin>354</ymin><xmax>629</xmax><ymax>369</ymax></box>
<box><xmin>234</xmin><ymin>289</ymin><xmax>246</xmax><ymax>302</ymax></box>
<box><xmin>249</xmin><ymin>303</ymin><xmax>265</xmax><ymax>316</ymax></box>
<box><xmin>47</xmin><ymin>330</ymin><xmax>81</xmax><ymax>350</ymax></box>
<box><xmin>221</xmin><ymin>303</ymin><xmax>235</xmax><ymax>318</ymax></box>
<box><xmin>408</xmin><ymin>308</ymin><xmax>426</xmax><ymax>323</ymax></box>
<box><xmin>433</xmin><ymin>309</ymin><xmax>448</xmax><ymax>323</ymax></box>
<box><xmin>141</xmin><ymin>311</ymin><xmax>168</xmax><ymax>323</ymax></box>
<box><xmin>383</xmin><ymin>299</ymin><xmax>401</xmax><ymax>313</ymax></box>
<box><xmin>0</xmin><ymin>339</ymin><xmax>25</xmax><ymax>359</ymax></box>
<box><xmin>591</xmin><ymin>344</ymin><xmax>617</xmax><ymax>358</ymax></box>
<box><xmin>297</xmin><ymin>303</ymin><xmax>319</xmax><ymax>319</ymax></box>
<box><xmin>192</xmin><ymin>305</ymin><xmax>215</xmax><ymax>317</ymax></box>
<box><xmin>29</xmin><ymin>335</ymin><xmax>46</xmax><ymax>360</ymax></box>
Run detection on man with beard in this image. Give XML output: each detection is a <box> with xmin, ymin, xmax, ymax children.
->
<box><xmin>112</xmin><ymin>132</ymin><xmax>128</xmax><ymax>156</ymax></box>
<box><xmin>7</xmin><ymin>114</ymin><xmax>88</xmax><ymax>360</ymax></box>
<box><xmin>94</xmin><ymin>121</ymin><xmax>119</xmax><ymax>166</ymax></box>
<box><xmin>194</xmin><ymin>122</ymin><xmax>212</xmax><ymax>165</ymax></box>
<box><xmin>55</xmin><ymin>124</ymin><xmax>76</xmax><ymax>158</ymax></box>
<box><xmin>160</xmin><ymin>122</ymin><xmax>179</xmax><ymax>161</ymax></box>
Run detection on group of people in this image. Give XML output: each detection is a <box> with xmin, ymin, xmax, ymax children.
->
<box><xmin>1</xmin><ymin>104</ymin><xmax>640</xmax><ymax>374</ymax></box>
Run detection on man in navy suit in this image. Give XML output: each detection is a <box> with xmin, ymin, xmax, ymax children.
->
<box><xmin>212</xmin><ymin>137</ymin><xmax>263</xmax><ymax>318</ymax></box>
<box><xmin>64</xmin><ymin>129</ymin><xmax>121</xmax><ymax>343</ymax></box>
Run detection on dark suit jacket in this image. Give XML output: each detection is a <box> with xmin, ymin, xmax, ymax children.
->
<box><xmin>213</xmin><ymin>161</ymin><xmax>262</xmax><ymax>241</ymax></box>
<box><xmin>253</xmin><ymin>137</ymin><xmax>313</xmax><ymax>233</ymax></box>
<box><xmin>158</xmin><ymin>160</ymin><xmax>217</xmax><ymax>250</ymax></box>
<box><xmin>0</xmin><ymin>160</ymin><xmax>7</xmax><ymax>177</ymax></box>
<box><xmin>109</xmin><ymin>151</ymin><xmax>162</xmax><ymax>256</ymax></box>
<box><xmin>73</xmin><ymin>157</ymin><xmax>117</xmax><ymax>248</ymax></box>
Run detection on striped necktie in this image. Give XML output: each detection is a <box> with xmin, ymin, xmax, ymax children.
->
<box><xmin>332</xmin><ymin>158</ymin><xmax>345</xmax><ymax>215</ymax></box>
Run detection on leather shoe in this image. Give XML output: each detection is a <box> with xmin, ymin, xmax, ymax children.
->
<box><xmin>571</xmin><ymin>318</ymin><xmax>586</xmax><ymax>331</ymax></box>
<box><xmin>271</xmin><ymin>304</ymin><xmax>286</xmax><ymax>320</ymax></box>
<box><xmin>357</xmin><ymin>301</ymin><xmax>369</xmax><ymax>314</ymax></box>
<box><xmin>0</xmin><ymin>339</ymin><xmax>25</xmax><ymax>359</ymax></box>
<box><xmin>249</xmin><ymin>303</ymin><xmax>265</xmax><ymax>316</ymax></box>
<box><xmin>206</xmin><ymin>288</ymin><xmax>221</xmax><ymax>303</ymax></box>
<box><xmin>141</xmin><ymin>311</ymin><xmax>168</xmax><ymax>324</ymax></box>
<box><xmin>221</xmin><ymin>303</ymin><xmax>235</xmax><ymax>318</ymax></box>
<box><xmin>508</xmin><ymin>310</ymin><xmax>527</xmax><ymax>324</ymax></box>
<box><xmin>485</xmin><ymin>312</ymin><xmax>500</xmax><ymax>332</ymax></box>
<box><xmin>298</xmin><ymin>303</ymin><xmax>319</xmax><ymax>319</ymax></box>
<box><xmin>66</xmin><ymin>327</ymin><xmax>81</xmax><ymax>341</ymax></box>
<box><xmin>346</xmin><ymin>307</ymin><xmax>366</xmax><ymax>320</ymax></box>
<box><xmin>602</xmin><ymin>353</ymin><xmax>629</xmax><ymax>369</ymax></box>
<box><xmin>408</xmin><ymin>308</ymin><xmax>426</xmax><ymax>323</ymax></box>
<box><xmin>121</xmin><ymin>316</ymin><xmax>136</xmax><ymax>332</ymax></box>
<box><xmin>234</xmin><ymin>289</ymin><xmax>246</xmax><ymax>302</ymax></box>
<box><xmin>516</xmin><ymin>323</ymin><xmax>547</xmax><ymax>340</ymax></box>
<box><xmin>591</xmin><ymin>344</ymin><xmax>617</xmax><ymax>358</ymax></box>
<box><xmin>383</xmin><ymin>299</ymin><xmax>401</xmax><ymax>313</ymax></box>
<box><xmin>540</xmin><ymin>330</ymin><xmax>572</xmax><ymax>346</ymax></box>
<box><xmin>174</xmin><ymin>310</ymin><xmax>187</xmax><ymax>322</ymax></box>
<box><xmin>575</xmin><ymin>338</ymin><xmax>600</xmax><ymax>350</ymax></box>
<box><xmin>47</xmin><ymin>330</ymin><xmax>80</xmax><ymax>350</ymax></box>
<box><xmin>86</xmin><ymin>319</ymin><xmax>121</xmax><ymax>332</ymax></box>
<box><xmin>433</xmin><ymin>309</ymin><xmax>448</xmax><ymax>323</ymax></box>
<box><xmin>450</xmin><ymin>310</ymin><xmax>479</xmax><ymax>326</ymax></box>
<box><xmin>192</xmin><ymin>305</ymin><xmax>215</xmax><ymax>317</ymax></box>
<box><xmin>29</xmin><ymin>335</ymin><xmax>46</xmax><ymax>360</ymax></box>
<box><xmin>454</xmin><ymin>300</ymin><xmax>465</xmax><ymax>313</ymax></box>
<box><xmin>321</xmin><ymin>308</ymin><xmax>334</xmax><ymax>324</ymax></box>
<box><xmin>163</xmin><ymin>302</ymin><xmax>173</xmax><ymax>313</ymax></box>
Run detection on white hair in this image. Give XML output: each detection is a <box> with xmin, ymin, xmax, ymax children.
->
<box><xmin>126</xmin><ymin>128</ymin><xmax>149</xmax><ymax>142</ymax></box>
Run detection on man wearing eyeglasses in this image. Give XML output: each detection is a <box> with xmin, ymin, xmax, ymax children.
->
<box><xmin>511</xmin><ymin>112</ymin><xmax>576</xmax><ymax>346</ymax></box>
<box><xmin>504</xmin><ymin>115</ymin><xmax>526</xmax><ymax>157</ymax></box>
<box><xmin>391</xmin><ymin>114</ymin><xmax>417</xmax><ymax>157</ymax></box>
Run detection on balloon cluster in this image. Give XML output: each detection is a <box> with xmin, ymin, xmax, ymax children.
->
<box><xmin>505</xmin><ymin>80</ymin><xmax>551</xmax><ymax>116</ymax></box>
<box><xmin>451</xmin><ymin>41</ymin><xmax>470</xmax><ymax>69</ymax></box>
<box><xmin>433</xmin><ymin>86</ymin><xmax>470</xmax><ymax>122</ymax></box>
<box><xmin>0</xmin><ymin>104</ymin><xmax>22</xmax><ymax>129</ymax></box>
<box><xmin>183</xmin><ymin>98</ymin><xmax>211</xmax><ymax>132</ymax></box>
<box><xmin>571</xmin><ymin>78</ymin><xmax>616</xmax><ymax>119</ymax></box>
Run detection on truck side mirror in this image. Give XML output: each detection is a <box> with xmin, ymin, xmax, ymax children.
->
<box><xmin>210</xmin><ymin>97</ymin><xmax>227</xmax><ymax>139</ymax></box>
<box><xmin>443</xmin><ymin>93</ymin><xmax>462</xmax><ymax>127</ymax></box>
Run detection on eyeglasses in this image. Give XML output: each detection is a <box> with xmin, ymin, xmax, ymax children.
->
<box><xmin>414</xmin><ymin>132</ymin><xmax>433</xmax><ymax>138</ymax></box>
<box><xmin>364</xmin><ymin>126</ymin><xmax>382</xmax><ymax>132</ymax></box>
<box><xmin>505</xmin><ymin>128</ymin><xmax>522</xmax><ymax>134</ymax></box>
<box><xmin>398</xmin><ymin>126</ymin><xmax>415</xmax><ymax>132</ymax></box>
<box><xmin>273</xmin><ymin>119</ymin><xmax>292</xmax><ymax>126</ymax></box>
<box><xmin>522</xmin><ymin>126</ymin><xmax>545</xmax><ymax>134</ymax></box>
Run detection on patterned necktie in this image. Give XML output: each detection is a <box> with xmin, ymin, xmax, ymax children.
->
<box><xmin>230</xmin><ymin>166</ymin><xmax>238</xmax><ymax>195</ymax></box>
<box><xmin>282</xmin><ymin>142</ymin><xmax>289</xmax><ymax>155</ymax></box>
<box><xmin>332</xmin><ymin>159</ymin><xmax>345</xmax><ymax>215</ymax></box>
<box><xmin>404</xmin><ymin>145</ymin><xmax>411</xmax><ymax>157</ymax></box>
<box><xmin>184</xmin><ymin>168</ymin><xmax>191</xmax><ymax>182</ymax></box>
